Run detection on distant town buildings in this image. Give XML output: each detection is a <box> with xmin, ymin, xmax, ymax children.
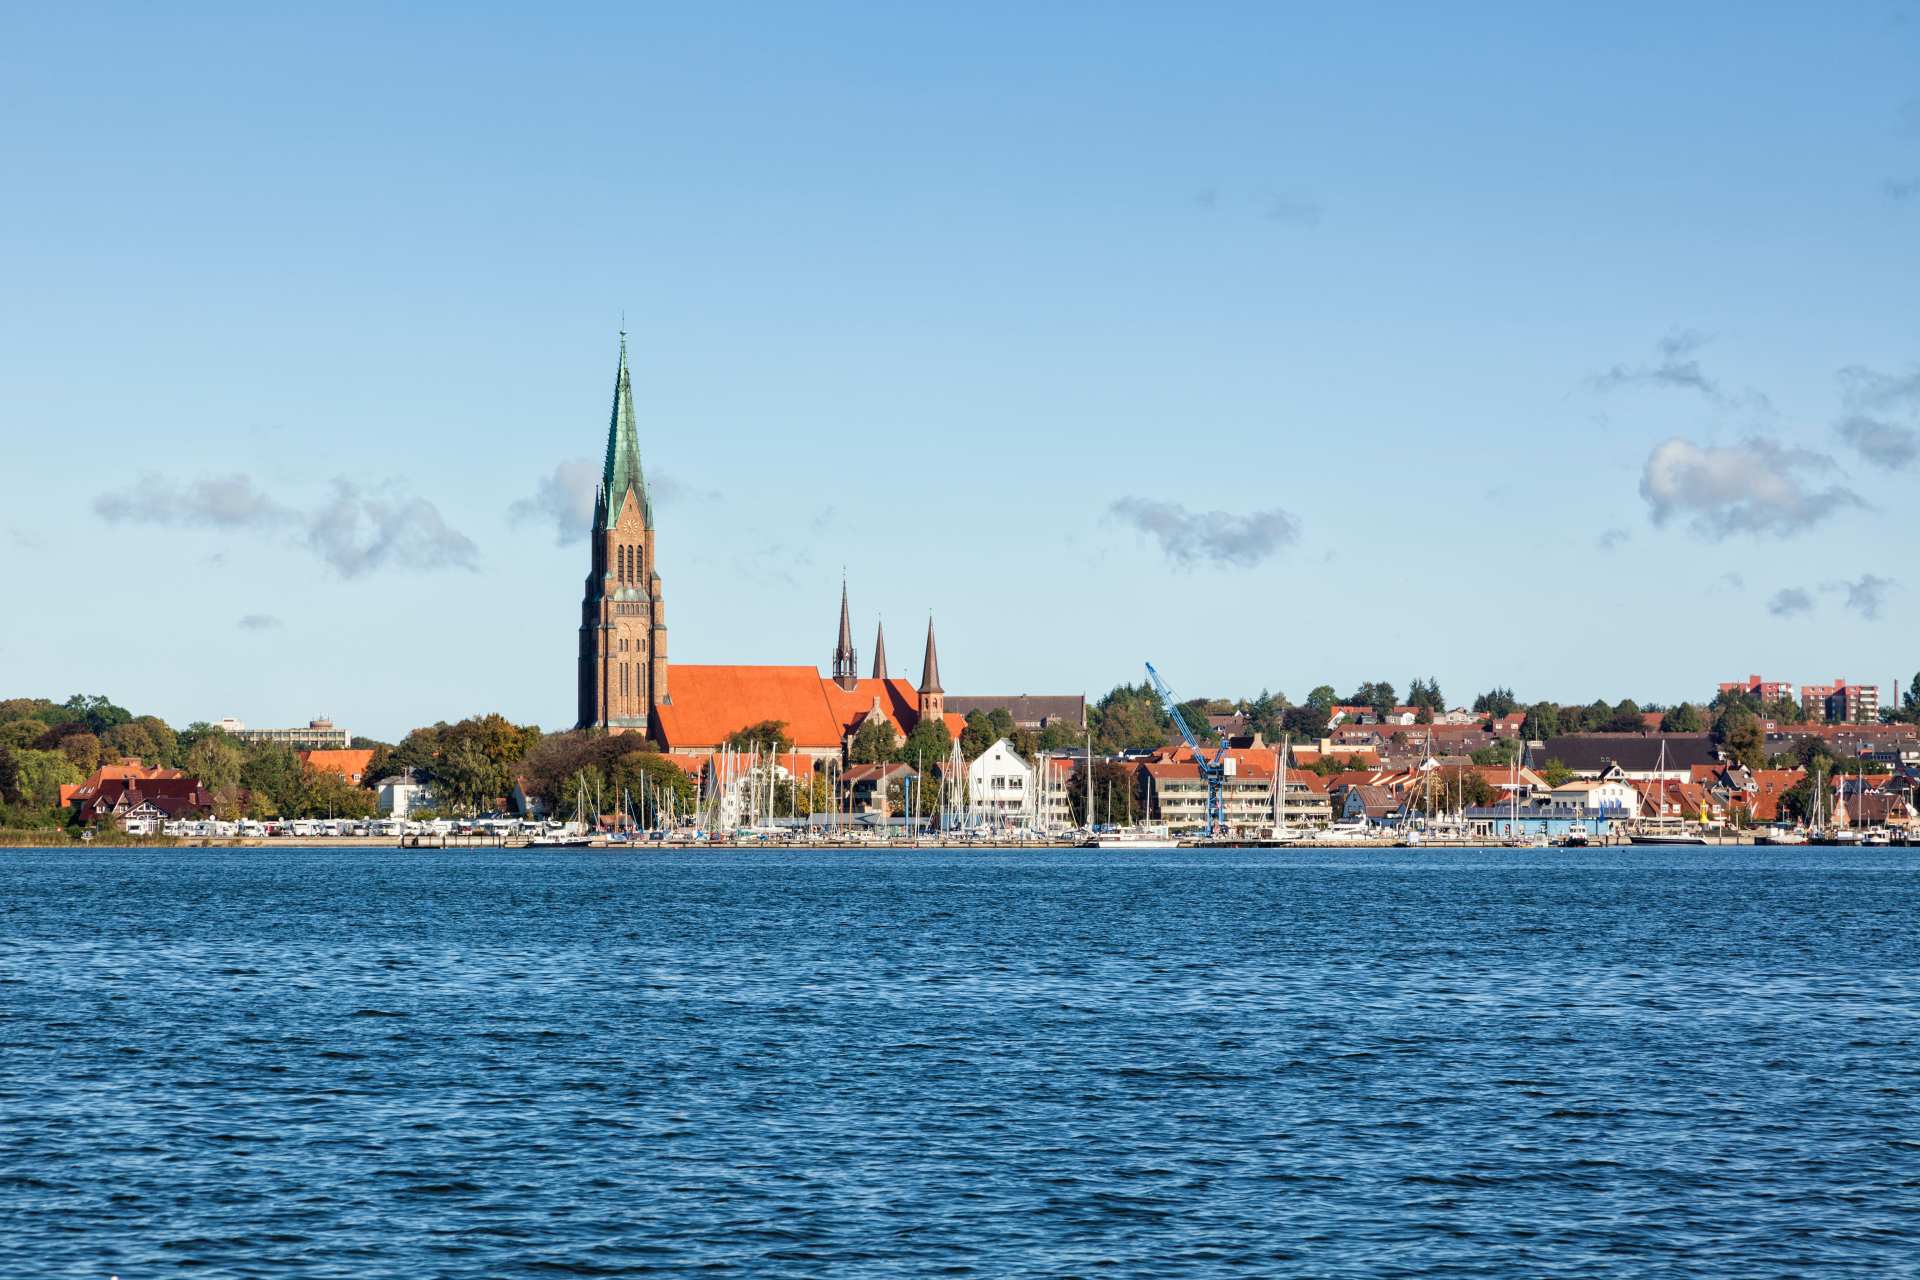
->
<box><xmin>1798</xmin><ymin>678</ymin><xmax>1879</xmax><ymax>724</ymax></box>
<box><xmin>1717</xmin><ymin>674</ymin><xmax>1882</xmax><ymax>724</ymax></box>
<box><xmin>218</xmin><ymin>717</ymin><xmax>351</xmax><ymax>750</ymax></box>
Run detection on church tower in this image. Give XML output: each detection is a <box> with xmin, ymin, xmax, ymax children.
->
<box><xmin>871</xmin><ymin>620</ymin><xmax>888</xmax><ymax>680</ymax></box>
<box><xmin>832</xmin><ymin>579</ymin><xmax>858</xmax><ymax>690</ymax></box>
<box><xmin>917</xmin><ymin>616</ymin><xmax>944</xmax><ymax>724</ymax></box>
<box><xmin>577</xmin><ymin>332</ymin><xmax>668</xmax><ymax>732</ymax></box>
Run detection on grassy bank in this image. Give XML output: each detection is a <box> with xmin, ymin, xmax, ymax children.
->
<box><xmin>0</xmin><ymin>828</ymin><xmax>181</xmax><ymax>847</ymax></box>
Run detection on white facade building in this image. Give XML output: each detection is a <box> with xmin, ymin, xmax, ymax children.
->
<box><xmin>375</xmin><ymin>775</ymin><xmax>435</xmax><ymax>817</ymax></box>
<box><xmin>967</xmin><ymin>739</ymin><xmax>1034</xmax><ymax>827</ymax></box>
<box><xmin>1547</xmin><ymin>778</ymin><xmax>1640</xmax><ymax>817</ymax></box>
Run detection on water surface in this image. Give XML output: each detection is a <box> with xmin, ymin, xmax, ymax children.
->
<box><xmin>3</xmin><ymin>846</ymin><xmax>1917</xmax><ymax>1277</ymax></box>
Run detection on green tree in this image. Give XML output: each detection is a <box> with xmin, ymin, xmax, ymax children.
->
<box><xmin>56</xmin><ymin>733</ymin><xmax>101</xmax><ymax>773</ymax></box>
<box><xmin>1763</xmin><ymin>696</ymin><xmax>1805</xmax><ymax>725</ymax></box>
<box><xmin>1471</xmin><ymin>738</ymin><xmax>1519</xmax><ymax>766</ymax></box>
<box><xmin>434</xmin><ymin>739</ymin><xmax>503</xmax><ymax>814</ymax></box>
<box><xmin>724</xmin><ymin>720</ymin><xmax>793</xmax><ymax>752</ymax></box>
<box><xmin>1036</xmin><ymin>721</ymin><xmax>1082</xmax><ymax>752</ymax></box>
<box><xmin>0</xmin><ymin>719</ymin><xmax>48</xmax><ymax>750</ymax></box>
<box><xmin>610</xmin><ymin>749</ymin><xmax>700</xmax><ymax>818</ymax></box>
<box><xmin>239</xmin><ymin>744</ymin><xmax>305</xmax><ymax>817</ymax></box>
<box><xmin>1066</xmin><ymin>760</ymin><xmax>1143</xmax><ymax>826</ymax></box>
<box><xmin>1280</xmin><ymin>703</ymin><xmax>1330</xmax><ymax>740</ymax></box>
<box><xmin>1473</xmin><ymin>688</ymin><xmax>1518</xmax><ymax>717</ymax></box>
<box><xmin>1089</xmin><ymin>682</ymin><xmax>1173</xmax><ymax>754</ymax></box>
<box><xmin>186</xmin><ymin>733</ymin><xmax>245</xmax><ymax>794</ymax></box>
<box><xmin>848</xmin><ymin>716</ymin><xmax>897</xmax><ymax>764</ymax></box>
<box><xmin>1724</xmin><ymin>717</ymin><xmax>1766</xmax><ymax>772</ymax></box>
<box><xmin>58</xmin><ymin>694</ymin><xmax>131</xmax><ymax>736</ymax></box>
<box><xmin>1242</xmin><ymin>689</ymin><xmax>1284</xmax><ymax>740</ymax></box>
<box><xmin>1176</xmin><ymin>698</ymin><xmax>1220</xmax><ymax>745</ymax></box>
<box><xmin>960</xmin><ymin>710</ymin><xmax>995</xmax><ymax>760</ymax></box>
<box><xmin>303</xmin><ymin>767</ymin><xmax>376</xmax><ymax>818</ymax></box>
<box><xmin>1429</xmin><ymin>766</ymin><xmax>1499</xmax><ymax>810</ymax></box>
<box><xmin>0</xmin><ymin>747</ymin><xmax>81</xmax><ymax>827</ymax></box>
<box><xmin>1347</xmin><ymin>681</ymin><xmax>1397</xmax><ymax>717</ymax></box>
<box><xmin>387</xmin><ymin>725</ymin><xmax>444</xmax><ymax>776</ymax></box>
<box><xmin>897</xmin><ymin>716</ymin><xmax>952</xmax><ymax>768</ymax></box>
<box><xmin>1539</xmin><ymin>758</ymin><xmax>1574</xmax><ymax>787</ymax></box>
<box><xmin>1406</xmin><ymin>677</ymin><xmax>1445</xmax><ymax>713</ymax></box>
<box><xmin>1306</xmin><ymin>685</ymin><xmax>1337</xmax><ymax>711</ymax></box>
<box><xmin>1523</xmin><ymin>702</ymin><xmax>1561</xmax><ymax>739</ymax></box>
<box><xmin>1660</xmin><ymin>703</ymin><xmax>1704</xmax><ymax>733</ymax></box>
<box><xmin>102</xmin><ymin>719</ymin><xmax>160</xmax><ymax>764</ymax></box>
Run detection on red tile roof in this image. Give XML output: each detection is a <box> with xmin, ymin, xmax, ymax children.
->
<box><xmin>653</xmin><ymin>666</ymin><xmax>946</xmax><ymax>752</ymax></box>
<box><xmin>299</xmin><ymin>749</ymin><xmax>376</xmax><ymax>782</ymax></box>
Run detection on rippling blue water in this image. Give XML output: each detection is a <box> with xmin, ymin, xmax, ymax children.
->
<box><xmin>4</xmin><ymin>846</ymin><xmax>1918</xmax><ymax>1277</ymax></box>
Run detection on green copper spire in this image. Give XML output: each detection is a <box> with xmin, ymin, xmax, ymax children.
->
<box><xmin>601</xmin><ymin>331</ymin><xmax>651</xmax><ymax>529</ymax></box>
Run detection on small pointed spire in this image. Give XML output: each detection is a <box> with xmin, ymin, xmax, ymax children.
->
<box><xmin>919</xmin><ymin>614</ymin><xmax>943</xmax><ymax>695</ymax></box>
<box><xmin>871</xmin><ymin>619</ymin><xmax>888</xmax><ymax>679</ymax></box>
<box><xmin>832</xmin><ymin>576</ymin><xmax>858</xmax><ymax>688</ymax></box>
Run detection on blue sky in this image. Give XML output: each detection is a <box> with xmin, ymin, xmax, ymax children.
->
<box><xmin>3</xmin><ymin>3</ymin><xmax>1917</xmax><ymax>739</ymax></box>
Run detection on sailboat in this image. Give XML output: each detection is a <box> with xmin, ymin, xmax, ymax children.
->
<box><xmin>528</xmin><ymin>777</ymin><xmax>598</xmax><ymax>848</ymax></box>
<box><xmin>1628</xmin><ymin>740</ymin><xmax>1710</xmax><ymax>845</ymax></box>
<box><xmin>1268</xmin><ymin>734</ymin><xmax>1302</xmax><ymax>844</ymax></box>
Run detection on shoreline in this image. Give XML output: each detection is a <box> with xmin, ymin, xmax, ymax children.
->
<box><xmin>0</xmin><ymin>833</ymin><xmax>1859</xmax><ymax>851</ymax></box>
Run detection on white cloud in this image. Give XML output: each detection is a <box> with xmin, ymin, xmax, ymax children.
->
<box><xmin>94</xmin><ymin>473</ymin><xmax>478</xmax><ymax>577</ymax></box>
<box><xmin>1639</xmin><ymin>438</ymin><xmax>1862</xmax><ymax>539</ymax></box>
<box><xmin>508</xmin><ymin>459</ymin><xmax>600</xmax><ymax>545</ymax></box>
<box><xmin>1767</xmin><ymin>587</ymin><xmax>1813</xmax><ymax>618</ymax></box>
<box><xmin>306</xmin><ymin>481</ymin><xmax>479</xmax><ymax>578</ymax></box>
<box><xmin>1825</xmin><ymin>574</ymin><xmax>1894</xmax><ymax>620</ymax></box>
<box><xmin>1109</xmin><ymin>497</ymin><xmax>1301</xmax><ymax>569</ymax></box>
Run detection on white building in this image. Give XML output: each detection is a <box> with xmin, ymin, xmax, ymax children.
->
<box><xmin>967</xmin><ymin>738</ymin><xmax>1034</xmax><ymax>827</ymax></box>
<box><xmin>375</xmin><ymin>774</ymin><xmax>435</xmax><ymax>817</ymax></box>
<box><xmin>1547</xmin><ymin>777</ymin><xmax>1640</xmax><ymax>818</ymax></box>
<box><xmin>221</xmin><ymin>716</ymin><xmax>352</xmax><ymax>750</ymax></box>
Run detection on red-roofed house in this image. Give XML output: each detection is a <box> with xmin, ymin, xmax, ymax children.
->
<box><xmin>298</xmin><ymin>749</ymin><xmax>376</xmax><ymax>786</ymax></box>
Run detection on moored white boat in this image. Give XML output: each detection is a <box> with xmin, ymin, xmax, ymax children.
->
<box><xmin>1080</xmin><ymin>824</ymin><xmax>1180</xmax><ymax>849</ymax></box>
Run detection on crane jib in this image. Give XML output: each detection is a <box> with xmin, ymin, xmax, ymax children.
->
<box><xmin>1144</xmin><ymin>661</ymin><xmax>1230</xmax><ymax>839</ymax></box>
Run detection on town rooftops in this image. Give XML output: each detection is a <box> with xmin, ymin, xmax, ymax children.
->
<box><xmin>298</xmin><ymin>748</ymin><xmax>376</xmax><ymax>783</ymax></box>
<box><xmin>653</xmin><ymin>665</ymin><xmax>961</xmax><ymax>752</ymax></box>
<box><xmin>943</xmin><ymin>694</ymin><xmax>1087</xmax><ymax>729</ymax></box>
<box><xmin>1538</xmin><ymin>733</ymin><xmax>1718</xmax><ymax>774</ymax></box>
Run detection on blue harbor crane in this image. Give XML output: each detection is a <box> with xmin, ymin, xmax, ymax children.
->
<box><xmin>1144</xmin><ymin>661</ymin><xmax>1230</xmax><ymax>839</ymax></box>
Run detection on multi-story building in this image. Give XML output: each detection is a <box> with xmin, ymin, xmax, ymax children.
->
<box><xmin>1800</xmin><ymin>678</ymin><xmax>1879</xmax><ymax>724</ymax></box>
<box><xmin>1136</xmin><ymin>756</ymin><xmax>1274</xmax><ymax>836</ymax></box>
<box><xmin>1034</xmin><ymin>755</ymin><xmax>1077</xmax><ymax>831</ymax></box>
<box><xmin>219</xmin><ymin>717</ymin><xmax>351</xmax><ymax>750</ymax></box>
<box><xmin>965</xmin><ymin>738</ymin><xmax>1033</xmax><ymax>826</ymax></box>
<box><xmin>1718</xmin><ymin>674</ymin><xmax>1797</xmax><ymax>705</ymax></box>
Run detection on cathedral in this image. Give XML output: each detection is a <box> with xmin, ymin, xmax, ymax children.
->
<box><xmin>576</xmin><ymin>333</ymin><xmax>668</xmax><ymax>731</ymax></box>
<box><xmin>575</xmin><ymin>336</ymin><xmax>961</xmax><ymax>766</ymax></box>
